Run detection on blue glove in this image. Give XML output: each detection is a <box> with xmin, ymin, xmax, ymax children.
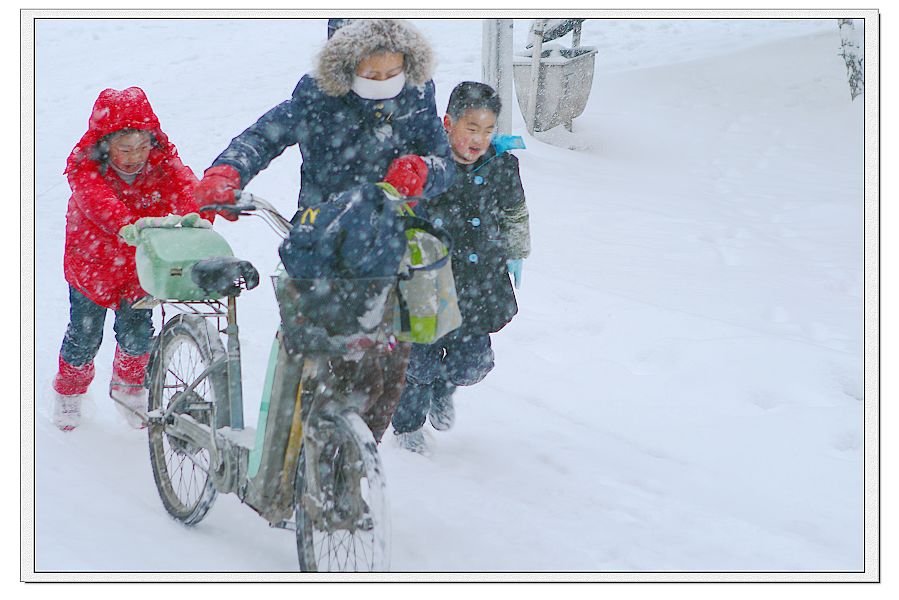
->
<box><xmin>507</xmin><ymin>259</ymin><xmax>523</xmax><ymax>289</ymax></box>
<box><xmin>492</xmin><ymin>134</ymin><xmax>526</xmax><ymax>154</ymax></box>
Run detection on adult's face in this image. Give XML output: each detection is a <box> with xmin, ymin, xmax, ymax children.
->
<box><xmin>355</xmin><ymin>51</ymin><xmax>405</xmax><ymax>81</ymax></box>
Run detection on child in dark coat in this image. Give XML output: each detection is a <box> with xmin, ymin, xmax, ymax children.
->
<box><xmin>53</xmin><ymin>87</ymin><xmax>209</xmax><ymax>431</ymax></box>
<box><xmin>391</xmin><ymin>82</ymin><xmax>531</xmax><ymax>453</ymax></box>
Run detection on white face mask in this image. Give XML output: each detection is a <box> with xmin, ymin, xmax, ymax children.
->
<box><xmin>351</xmin><ymin>71</ymin><xmax>406</xmax><ymax>100</ymax></box>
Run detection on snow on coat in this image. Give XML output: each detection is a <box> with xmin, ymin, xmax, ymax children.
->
<box><xmin>210</xmin><ymin>19</ymin><xmax>454</xmax><ymax>216</ymax></box>
<box><xmin>422</xmin><ymin>144</ymin><xmax>530</xmax><ymax>334</ymax></box>
<box><xmin>63</xmin><ymin>87</ymin><xmax>202</xmax><ymax>309</ymax></box>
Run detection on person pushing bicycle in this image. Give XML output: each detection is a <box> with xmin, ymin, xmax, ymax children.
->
<box><xmin>194</xmin><ymin>19</ymin><xmax>455</xmax><ymax>441</ymax></box>
<box><xmin>51</xmin><ymin>86</ymin><xmax>219</xmax><ymax>431</ymax></box>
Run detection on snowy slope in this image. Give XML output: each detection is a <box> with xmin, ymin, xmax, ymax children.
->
<box><xmin>31</xmin><ymin>18</ymin><xmax>864</xmax><ymax>574</ymax></box>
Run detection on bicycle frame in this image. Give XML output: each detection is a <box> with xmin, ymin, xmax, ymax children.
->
<box><xmin>147</xmin><ymin>195</ymin><xmax>374</xmax><ymax>525</ymax></box>
<box><xmin>151</xmin><ymin>296</ymin><xmax>375</xmax><ymax>527</ymax></box>
<box><xmin>151</xmin><ymin>194</ymin><xmax>289</xmax><ymax>433</ymax></box>
<box><xmin>145</xmin><ymin>195</ymin><xmax>394</xmax><ymax>570</ymax></box>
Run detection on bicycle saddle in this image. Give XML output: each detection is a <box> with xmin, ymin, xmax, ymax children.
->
<box><xmin>191</xmin><ymin>257</ymin><xmax>260</xmax><ymax>297</ymax></box>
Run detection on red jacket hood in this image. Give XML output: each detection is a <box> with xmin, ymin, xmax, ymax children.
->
<box><xmin>65</xmin><ymin>87</ymin><xmax>173</xmax><ymax>174</ymax></box>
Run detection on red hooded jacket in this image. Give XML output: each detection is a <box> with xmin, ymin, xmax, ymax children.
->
<box><xmin>63</xmin><ymin>87</ymin><xmax>204</xmax><ymax>309</ymax></box>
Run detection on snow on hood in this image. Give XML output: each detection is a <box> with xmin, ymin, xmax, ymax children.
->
<box><xmin>64</xmin><ymin>86</ymin><xmax>171</xmax><ymax>174</ymax></box>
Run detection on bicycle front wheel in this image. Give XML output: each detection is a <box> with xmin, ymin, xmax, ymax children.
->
<box><xmin>148</xmin><ymin>314</ymin><xmax>226</xmax><ymax>526</ymax></box>
<box><xmin>295</xmin><ymin>411</ymin><xmax>390</xmax><ymax>572</ymax></box>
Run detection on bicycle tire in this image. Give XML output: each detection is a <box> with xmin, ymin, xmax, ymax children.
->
<box><xmin>148</xmin><ymin>314</ymin><xmax>227</xmax><ymax>526</ymax></box>
<box><xmin>295</xmin><ymin>410</ymin><xmax>390</xmax><ymax>572</ymax></box>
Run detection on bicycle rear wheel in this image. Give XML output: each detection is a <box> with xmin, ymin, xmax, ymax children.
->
<box><xmin>148</xmin><ymin>314</ymin><xmax>226</xmax><ymax>525</ymax></box>
<box><xmin>295</xmin><ymin>411</ymin><xmax>390</xmax><ymax>572</ymax></box>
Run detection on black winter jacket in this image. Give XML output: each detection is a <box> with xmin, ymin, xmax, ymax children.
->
<box><xmin>212</xmin><ymin>75</ymin><xmax>455</xmax><ymax>221</ymax></box>
<box><xmin>424</xmin><ymin>145</ymin><xmax>530</xmax><ymax>334</ymax></box>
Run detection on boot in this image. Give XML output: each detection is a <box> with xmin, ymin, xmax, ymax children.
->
<box><xmin>390</xmin><ymin>377</ymin><xmax>433</xmax><ymax>435</ymax></box>
<box><xmin>394</xmin><ymin>429</ymin><xmax>430</xmax><ymax>456</ymax></box>
<box><xmin>52</xmin><ymin>392</ymin><xmax>84</xmax><ymax>431</ymax></box>
<box><xmin>428</xmin><ymin>380</ymin><xmax>456</xmax><ymax>431</ymax></box>
<box><xmin>110</xmin><ymin>346</ymin><xmax>150</xmax><ymax>429</ymax></box>
<box><xmin>52</xmin><ymin>357</ymin><xmax>95</xmax><ymax>431</ymax></box>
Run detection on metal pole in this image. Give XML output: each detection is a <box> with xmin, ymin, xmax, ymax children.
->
<box><xmin>526</xmin><ymin>19</ymin><xmax>547</xmax><ymax>134</ymax></box>
<box><xmin>482</xmin><ymin>18</ymin><xmax>514</xmax><ymax>135</ymax></box>
<box><xmin>482</xmin><ymin>20</ymin><xmax>498</xmax><ymax>87</ymax></box>
<box><xmin>226</xmin><ymin>295</ymin><xmax>244</xmax><ymax>430</ymax></box>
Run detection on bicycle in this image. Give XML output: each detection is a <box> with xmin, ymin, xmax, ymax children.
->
<box><xmin>131</xmin><ymin>196</ymin><xmax>395</xmax><ymax>571</ymax></box>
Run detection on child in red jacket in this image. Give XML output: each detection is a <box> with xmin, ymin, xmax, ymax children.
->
<box><xmin>53</xmin><ymin>87</ymin><xmax>208</xmax><ymax>431</ymax></box>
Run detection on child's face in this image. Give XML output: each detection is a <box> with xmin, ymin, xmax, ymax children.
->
<box><xmin>108</xmin><ymin>131</ymin><xmax>153</xmax><ymax>174</ymax></box>
<box><xmin>443</xmin><ymin>108</ymin><xmax>497</xmax><ymax>165</ymax></box>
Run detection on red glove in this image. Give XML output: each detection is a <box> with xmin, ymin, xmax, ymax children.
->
<box><xmin>384</xmin><ymin>155</ymin><xmax>428</xmax><ymax>198</ymax></box>
<box><xmin>195</xmin><ymin>165</ymin><xmax>241</xmax><ymax>221</ymax></box>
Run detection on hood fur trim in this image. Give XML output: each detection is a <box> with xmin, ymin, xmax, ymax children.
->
<box><xmin>314</xmin><ymin>19</ymin><xmax>434</xmax><ymax>97</ymax></box>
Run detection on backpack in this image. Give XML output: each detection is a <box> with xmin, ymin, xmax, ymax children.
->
<box><xmin>278</xmin><ymin>184</ymin><xmax>407</xmax><ymax>280</ymax></box>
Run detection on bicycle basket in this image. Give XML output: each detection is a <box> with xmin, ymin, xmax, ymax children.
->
<box><xmin>272</xmin><ymin>275</ymin><xmax>396</xmax><ymax>354</ymax></box>
<box><xmin>135</xmin><ymin>227</ymin><xmax>234</xmax><ymax>301</ymax></box>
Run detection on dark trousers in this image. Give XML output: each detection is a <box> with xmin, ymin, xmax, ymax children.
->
<box><xmin>391</xmin><ymin>328</ymin><xmax>494</xmax><ymax>434</ymax></box>
<box><xmin>328</xmin><ymin>342</ymin><xmax>411</xmax><ymax>443</ymax></box>
<box><xmin>60</xmin><ymin>285</ymin><xmax>155</xmax><ymax>367</ymax></box>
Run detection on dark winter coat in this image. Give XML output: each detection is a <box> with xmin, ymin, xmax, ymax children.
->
<box><xmin>423</xmin><ymin>144</ymin><xmax>530</xmax><ymax>334</ymax></box>
<box><xmin>210</xmin><ymin>20</ymin><xmax>454</xmax><ymax>218</ymax></box>
<box><xmin>63</xmin><ymin>87</ymin><xmax>202</xmax><ymax>309</ymax></box>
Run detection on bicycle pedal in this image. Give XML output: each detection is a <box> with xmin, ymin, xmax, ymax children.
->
<box><xmin>269</xmin><ymin>520</ymin><xmax>297</xmax><ymax>531</ymax></box>
<box><xmin>355</xmin><ymin>515</ymin><xmax>374</xmax><ymax>531</ymax></box>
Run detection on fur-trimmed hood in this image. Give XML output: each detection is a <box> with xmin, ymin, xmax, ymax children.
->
<box><xmin>314</xmin><ymin>19</ymin><xmax>434</xmax><ymax>97</ymax></box>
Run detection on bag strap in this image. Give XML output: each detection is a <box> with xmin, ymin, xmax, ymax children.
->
<box><xmin>395</xmin><ymin>283</ymin><xmax>412</xmax><ymax>332</ymax></box>
<box><xmin>374</xmin><ymin>182</ymin><xmax>454</xmax><ymax>273</ymax></box>
<box><xmin>401</xmin><ymin>215</ymin><xmax>454</xmax><ymax>276</ymax></box>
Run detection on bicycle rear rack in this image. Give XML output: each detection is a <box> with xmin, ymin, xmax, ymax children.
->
<box><xmin>133</xmin><ymin>297</ymin><xmax>229</xmax><ymax>335</ymax></box>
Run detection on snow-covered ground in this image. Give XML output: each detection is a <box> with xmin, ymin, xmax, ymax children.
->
<box><xmin>30</xmin><ymin>17</ymin><xmax>866</xmax><ymax>576</ymax></box>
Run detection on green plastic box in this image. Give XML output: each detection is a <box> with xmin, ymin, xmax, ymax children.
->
<box><xmin>135</xmin><ymin>227</ymin><xmax>234</xmax><ymax>300</ymax></box>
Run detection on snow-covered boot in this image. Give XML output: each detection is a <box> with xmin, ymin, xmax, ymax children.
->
<box><xmin>110</xmin><ymin>346</ymin><xmax>150</xmax><ymax>429</ymax></box>
<box><xmin>428</xmin><ymin>380</ymin><xmax>456</xmax><ymax>432</ymax></box>
<box><xmin>52</xmin><ymin>357</ymin><xmax>95</xmax><ymax>431</ymax></box>
<box><xmin>394</xmin><ymin>429</ymin><xmax>429</xmax><ymax>456</ymax></box>
<box><xmin>52</xmin><ymin>392</ymin><xmax>84</xmax><ymax>431</ymax></box>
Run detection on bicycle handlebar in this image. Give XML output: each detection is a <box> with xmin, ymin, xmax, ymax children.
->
<box><xmin>199</xmin><ymin>193</ymin><xmax>294</xmax><ymax>238</ymax></box>
<box><xmin>198</xmin><ymin>203</ymin><xmax>256</xmax><ymax>214</ymax></box>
